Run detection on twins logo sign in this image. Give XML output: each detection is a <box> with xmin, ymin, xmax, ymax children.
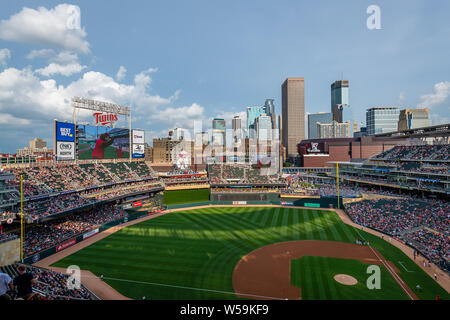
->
<box><xmin>93</xmin><ymin>112</ymin><xmax>119</xmax><ymax>126</ymax></box>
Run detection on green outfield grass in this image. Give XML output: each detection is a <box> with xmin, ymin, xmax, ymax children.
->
<box><xmin>52</xmin><ymin>207</ymin><xmax>449</xmax><ymax>300</ymax></box>
<box><xmin>163</xmin><ymin>189</ymin><xmax>210</xmax><ymax>205</ymax></box>
<box><xmin>291</xmin><ymin>256</ymin><xmax>407</xmax><ymax>300</ymax></box>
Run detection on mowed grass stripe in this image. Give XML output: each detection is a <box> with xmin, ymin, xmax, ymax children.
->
<box><xmin>52</xmin><ymin>206</ymin><xmax>447</xmax><ymax>300</ymax></box>
<box><xmin>321</xmin><ymin>256</ymin><xmax>339</xmax><ymax>299</ymax></box>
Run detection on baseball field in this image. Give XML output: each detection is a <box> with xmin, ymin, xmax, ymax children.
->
<box><xmin>52</xmin><ymin>206</ymin><xmax>449</xmax><ymax>300</ymax></box>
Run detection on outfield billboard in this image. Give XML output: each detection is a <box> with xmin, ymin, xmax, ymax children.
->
<box><xmin>132</xmin><ymin>129</ymin><xmax>145</xmax><ymax>158</ymax></box>
<box><xmin>56</xmin><ymin>141</ymin><xmax>75</xmax><ymax>160</ymax></box>
<box><xmin>56</xmin><ymin>122</ymin><xmax>75</xmax><ymax>142</ymax></box>
<box><xmin>55</xmin><ymin>121</ymin><xmax>76</xmax><ymax>160</ymax></box>
<box><xmin>132</xmin><ymin>143</ymin><xmax>145</xmax><ymax>158</ymax></box>
<box><xmin>132</xmin><ymin>130</ymin><xmax>145</xmax><ymax>144</ymax></box>
<box><xmin>77</xmin><ymin>124</ymin><xmax>130</xmax><ymax>159</ymax></box>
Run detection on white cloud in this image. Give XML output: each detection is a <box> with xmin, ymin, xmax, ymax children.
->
<box><xmin>0</xmin><ymin>113</ymin><xmax>30</xmax><ymax>125</ymax></box>
<box><xmin>152</xmin><ymin>103</ymin><xmax>205</xmax><ymax>128</ymax></box>
<box><xmin>116</xmin><ymin>66</ymin><xmax>127</xmax><ymax>81</ymax></box>
<box><xmin>0</xmin><ymin>48</ymin><xmax>11</xmax><ymax>66</ymax></box>
<box><xmin>418</xmin><ymin>81</ymin><xmax>450</xmax><ymax>108</ymax></box>
<box><xmin>0</xmin><ymin>4</ymin><xmax>90</xmax><ymax>53</ymax></box>
<box><xmin>30</xmin><ymin>50</ymin><xmax>87</xmax><ymax>77</ymax></box>
<box><xmin>36</xmin><ymin>62</ymin><xmax>87</xmax><ymax>77</ymax></box>
<box><xmin>0</xmin><ymin>65</ymin><xmax>209</xmax><ymax>152</ymax></box>
<box><xmin>26</xmin><ymin>49</ymin><xmax>55</xmax><ymax>60</ymax></box>
<box><xmin>0</xmin><ymin>66</ymin><xmax>182</xmax><ymax>130</ymax></box>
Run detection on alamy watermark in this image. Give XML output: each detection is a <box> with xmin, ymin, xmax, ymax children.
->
<box><xmin>367</xmin><ymin>5</ymin><xmax>382</xmax><ymax>30</ymax></box>
<box><xmin>66</xmin><ymin>5</ymin><xmax>81</xmax><ymax>30</ymax></box>
<box><xmin>66</xmin><ymin>265</ymin><xmax>81</xmax><ymax>290</ymax></box>
<box><xmin>366</xmin><ymin>265</ymin><xmax>381</xmax><ymax>289</ymax></box>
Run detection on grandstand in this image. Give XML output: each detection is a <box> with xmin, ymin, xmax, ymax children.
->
<box><xmin>345</xmin><ymin>198</ymin><xmax>449</xmax><ymax>273</ymax></box>
<box><xmin>333</xmin><ymin>144</ymin><xmax>450</xmax><ymax>196</ymax></box>
<box><xmin>0</xmin><ymin>264</ymin><xmax>97</xmax><ymax>300</ymax></box>
<box><xmin>0</xmin><ymin>144</ymin><xmax>448</xmax><ymax>300</ymax></box>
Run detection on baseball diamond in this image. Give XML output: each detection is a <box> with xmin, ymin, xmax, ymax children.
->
<box><xmin>40</xmin><ymin>205</ymin><xmax>448</xmax><ymax>300</ymax></box>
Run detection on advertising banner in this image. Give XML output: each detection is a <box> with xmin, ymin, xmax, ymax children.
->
<box><xmin>56</xmin><ymin>122</ymin><xmax>75</xmax><ymax>142</ymax></box>
<box><xmin>77</xmin><ymin>124</ymin><xmax>130</xmax><ymax>159</ymax></box>
<box><xmin>132</xmin><ymin>130</ymin><xmax>145</xmax><ymax>144</ymax></box>
<box><xmin>232</xmin><ymin>201</ymin><xmax>247</xmax><ymax>205</ymax></box>
<box><xmin>56</xmin><ymin>239</ymin><xmax>76</xmax><ymax>252</ymax></box>
<box><xmin>56</xmin><ymin>141</ymin><xmax>75</xmax><ymax>160</ymax></box>
<box><xmin>132</xmin><ymin>143</ymin><xmax>145</xmax><ymax>158</ymax></box>
<box><xmin>133</xmin><ymin>201</ymin><xmax>143</xmax><ymax>207</ymax></box>
<box><xmin>83</xmin><ymin>228</ymin><xmax>99</xmax><ymax>239</ymax></box>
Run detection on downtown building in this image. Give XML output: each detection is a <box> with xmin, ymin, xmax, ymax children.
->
<box><xmin>330</xmin><ymin>80</ymin><xmax>356</xmax><ymax>137</ymax></box>
<box><xmin>308</xmin><ymin>112</ymin><xmax>332</xmax><ymax>139</ymax></box>
<box><xmin>398</xmin><ymin>108</ymin><xmax>431</xmax><ymax>131</ymax></box>
<box><xmin>366</xmin><ymin>107</ymin><xmax>400</xmax><ymax>135</ymax></box>
<box><xmin>281</xmin><ymin>78</ymin><xmax>305</xmax><ymax>158</ymax></box>
<box><xmin>317</xmin><ymin>120</ymin><xmax>351</xmax><ymax>139</ymax></box>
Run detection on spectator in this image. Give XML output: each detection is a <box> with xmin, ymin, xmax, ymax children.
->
<box><xmin>0</xmin><ymin>271</ymin><xmax>14</xmax><ymax>300</ymax></box>
<box><xmin>13</xmin><ymin>265</ymin><xmax>41</xmax><ymax>300</ymax></box>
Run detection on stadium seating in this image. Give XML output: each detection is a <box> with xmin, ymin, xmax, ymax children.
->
<box><xmin>18</xmin><ymin>204</ymin><xmax>127</xmax><ymax>257</ymax></box>
<box><xmin>345</xmin><ymin>198</ymin><xmax>449</xmax><ymax>273</ymax></box>
<box><xmin>0</xmin><ymin>264</ymin><xmax>94</xmax><ymax>300</ymax></box>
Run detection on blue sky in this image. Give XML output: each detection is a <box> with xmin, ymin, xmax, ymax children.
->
<box><xmin>0</xmin><ymin>0</ymin><xmax>449</xmax><ymax>153</ymax></box>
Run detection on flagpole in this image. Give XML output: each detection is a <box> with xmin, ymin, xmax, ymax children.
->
<box><xmin>20</xmin><ymin>174</ymin><xmax>24</xmax><ymax>262</ymax></box>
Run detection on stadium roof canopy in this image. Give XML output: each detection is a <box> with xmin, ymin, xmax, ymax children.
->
<box><xmin>373</xmin><ymin>123</ymin><xmax>450</xmax><ymax>139</ymax></box>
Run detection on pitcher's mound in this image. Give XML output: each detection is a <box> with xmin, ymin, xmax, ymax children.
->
<box><xmin>334</xmin><ymin>274</ymin><xmax>358</xmax><ymax>286</ymax></box>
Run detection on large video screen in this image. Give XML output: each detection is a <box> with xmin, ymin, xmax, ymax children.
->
<box><xmin>77</xmin><ymin>125</ymin><xmax>130</xmax><ymax>159</ymax></box>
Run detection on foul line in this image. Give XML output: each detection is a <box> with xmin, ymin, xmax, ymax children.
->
<box><xmin>352</xmin><ymin>226</ymin><xmax>415</xmax><ymax>300</ymax></box>
<box><xmin>79</xmin><ymin>274</ymin><xmax>286</xmax><ymax>300</ymax></box>
<box><xmin>398</xmin><ymin>261</ymin><xmax>414</xmax><ymax>273</ymax></box>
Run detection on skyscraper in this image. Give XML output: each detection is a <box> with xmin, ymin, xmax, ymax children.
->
<box><xmin>247</xmin><ymin>106</ymin><xmax>265</xmax><ymax>138</ymax></box>
<box><xmin>232</xmin><ymin>116</ymin><xmax>242</xmax><ymax>143</ymax></box>
<box><xmin>255</xmin><ymin>113</ymin><xmax>272</xmax><ymax>141</ymax></box>
<box><xmin>366</xmin><ymin>107</ymin><xmax>400</xmax><ymax>135</ymax></box>
<box><xmin>281</xmin><ymin>78</ymin><xmax>305</xmax><ymax>157</ymax></box>
<box><xmin>212</xmin><ymin>118</ymin><xmax>226</xmax><ymax>146</ymax></box>
<box><xmin>308</xmin><ymin>112</ymin><xmax>332</xmax><ymax>139</ymax></box>
<box><xmin>331</xmin><ymin>80</ymin><xmax>354</xmax><ymax>136</ymax></box>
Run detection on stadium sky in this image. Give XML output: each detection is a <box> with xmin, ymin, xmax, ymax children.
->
<box><xmin>0</xmin><ymin>0</ymin><xmax>449</xmax><ymax>153</ymax></box>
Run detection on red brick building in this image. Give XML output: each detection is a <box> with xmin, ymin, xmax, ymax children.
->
<box><xmin>297</xmin><ymin>136</ymin><xmax>406</xmax><ymax>167</ymax></box>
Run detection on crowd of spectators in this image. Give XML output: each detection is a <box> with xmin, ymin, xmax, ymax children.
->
<box><xmin>208</xmin><ymin>164</ymin><xmax>282</xmax><ymax>185</ymax></box>
<box><xmin>0</xmin><ymin>232</ymin><xmax>18</xmax><ymax>244</ymax></box>
<box><xmin>17</xmin><ymin>204</ymin><xmax>126</xmax><ymax>257</ymax></box>
<box><xmin>5</xmin><ymin>162</ymin><xmax>154</xmax><ymax>198</ymax></box>
<box><xmin>281</xmin><ymin>173</ymin><xmax>411</xmax><ymax>198</ymax></box>
<box><xmin>345</xmin><ymin>198</ymin><xmax>449</xmax><ymax>272</ymax></box>
<box><xmin>402</xmin><ymin>229</ymin><xmax>449</xmax><ymax>272</ymax></box>
<box><xmin>374</xmin><ymin>144</ymin><xmax>450</xmax><ymax>161</ymax></box>
<box><xmin>83</xmin><ymin>181</ymin><xmax>163</xmax><ymax>201</ymax></box>
<box><xmin>0</xmin><ymin>264</ymin><xmax>93</xmax><ymax>300</ymax></box>
<box><xmin>22</xmin><ymin>193</ymin><xmax>97</xmax><ymax>222</ymax></box>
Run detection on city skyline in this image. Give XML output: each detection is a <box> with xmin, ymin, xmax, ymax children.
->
<box><xmin>0</xmin><ymin>1</ymin><xmax>449</xmax><ymax>153</ymax></box>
